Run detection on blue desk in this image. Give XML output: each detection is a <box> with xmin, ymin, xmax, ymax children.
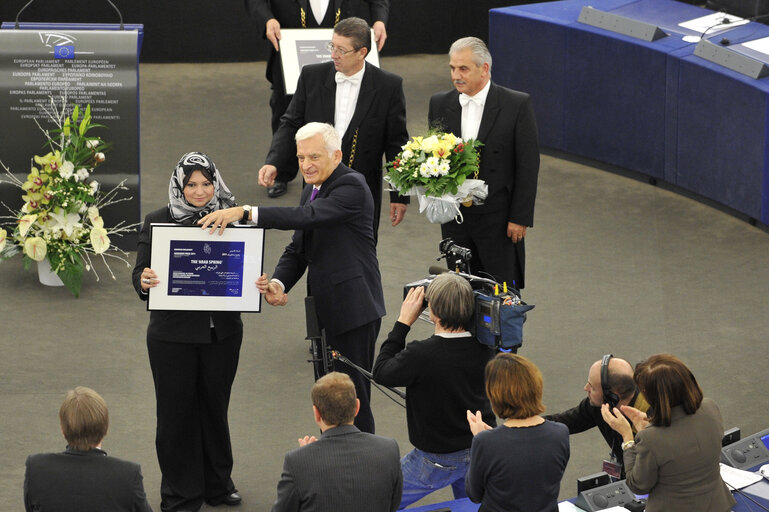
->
<box><xmin>490</xmin><ymin>0</ymin><xmax>769</xmax><ymax>223</ymax></box>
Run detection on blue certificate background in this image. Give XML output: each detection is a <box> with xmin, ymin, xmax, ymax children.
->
<box><xmin>168</xmin><ymin>240</ymin><xmax>245</xmax><ymax>297</ymax></box>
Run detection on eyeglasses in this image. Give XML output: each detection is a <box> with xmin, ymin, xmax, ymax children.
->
<box><xmin>326</xmin><ymin>42</ymin><xmax>357</xmax><ymax>56</ymax></box>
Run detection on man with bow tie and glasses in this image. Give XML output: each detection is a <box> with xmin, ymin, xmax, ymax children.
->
<box><xmin>428</xmin><ymin>37</ymin><xmax>540</xmax><ymax>290</ymax></box>
<box><xmin>257</xmin><ymin>16</ymin><xmax>409</xmax><ymax>241</ymax></box>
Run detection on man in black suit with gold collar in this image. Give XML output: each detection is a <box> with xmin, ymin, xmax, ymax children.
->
<box><xmin>257</xmin><ymin>17</ymin><xmax>409</xmax><ymax>238</ymax></box>
<box><xmin>201</xmin><ymin>122</ymin><xmax>385</xmax><ymax>434</ymax></box>
<box><xmin>429</xmin><ymin>37</ymin><xmax>539</xmax><ymax>289</ymax></box>
<box><xmin>246</xmin><ymin>0</ymin><xmax>390</xmax><ymax>198</ymax></box>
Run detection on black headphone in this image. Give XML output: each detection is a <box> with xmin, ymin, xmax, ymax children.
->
<box><xmin>601</xmin><ymin>354</ymin><xmax>620</xmax><ymax>409</ymax></box>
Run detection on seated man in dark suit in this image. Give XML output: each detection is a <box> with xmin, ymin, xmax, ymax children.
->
<box><xmin>271</xmin><ymin>372</ymin><xmax>402</xmax><ymax>512</ymax></box>
<box><xmin>24</xmin><ymin>386</ymin><xmax>153</xmax><ymax>512</ymax></box>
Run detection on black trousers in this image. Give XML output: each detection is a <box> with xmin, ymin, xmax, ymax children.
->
<box><xmin>322</xmin><ymin>318</ymin><xmax>381</xmax><ymax>434</ymax></box>
<box><xmin>441</xmin><ymin>208</ymin><xmax>525</xmax><ymax>289</ymax></box>
<box><xmin>147</xmin><ymin>329</ymin><xmax>242</xmax><ymax>512</ymax></box>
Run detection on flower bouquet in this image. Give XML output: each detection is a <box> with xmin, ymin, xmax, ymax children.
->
<box><xmin>384</xmin><ymin>132</ymin><xmax>487</xmax><ymax>224</ymax></box>
<box><xmin>0</xmin><ymin>98</ymin><xmax>135</xmax><ymax>297</ymax></box>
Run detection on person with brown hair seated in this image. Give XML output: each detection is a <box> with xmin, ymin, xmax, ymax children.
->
<box><xmin>466</xmin><ymin>353</ymin><xmax>569</xmax><ymax>512</ymax></box>
<box><xmin>601</xmin><ymin>353</ymin><xmax>736</xmax><ymax>512</ymax></box>
<box><xmin>24</xmin><ymin>386</ymin><xmax>153</xmax><ymax>512</ymax></box>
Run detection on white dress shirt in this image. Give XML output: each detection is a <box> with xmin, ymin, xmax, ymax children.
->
<box><xmin>334</xmin><ymin>65</ymin><xmax>365</xmax><ymax>137</ymax></box>
<box><xmin>459</xmin><ymin>80</ymin><xmax>491</xmax><ymax>141</ymax></box>
<box><xmin>309</xmin><ymin>0</ymin><xmax>329</xmax><ymax>24</ymax></box>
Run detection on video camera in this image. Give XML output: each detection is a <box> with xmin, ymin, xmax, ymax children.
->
<box><xmin>403</xmin><ymin>239</ymin><xmax>534</xmax><ymax>351</ymax></box>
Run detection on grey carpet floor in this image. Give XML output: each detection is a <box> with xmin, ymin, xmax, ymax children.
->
<box><xmin>1</xmin><ymin>55</ymin><xmax>768</xmax><ymax>511</ymax></box>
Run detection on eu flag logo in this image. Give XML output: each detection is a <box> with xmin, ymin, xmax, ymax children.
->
<box><xmin>54</xmin><ymin>45</ymin><xmax>74</xmax><ymax>59</ymax></box>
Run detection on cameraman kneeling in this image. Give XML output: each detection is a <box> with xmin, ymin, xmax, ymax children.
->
<box><xmin>373</xmin><ymin>273</ymin><xmax>496</xmax><ymax>509</ymax></box>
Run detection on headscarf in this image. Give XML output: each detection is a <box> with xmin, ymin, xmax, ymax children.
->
<box><xmin>168</xmin><ymin>152</ymin><xmax>236</xmax><ymax>224</ymax></box>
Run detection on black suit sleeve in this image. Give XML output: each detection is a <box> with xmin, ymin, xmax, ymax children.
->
<box><xmin>384</xmin><ymin>75</ymin><xmax>409</xmax><ymax>204</ymax></box>
<box><xmin>131</xmin><ymin>464</ymin><xmax>153</xmax><ymax>512</ymax></box>
<box><xmin>509</xmin><ymin>95</ymin><xmax>539</xmax><ymax>226</ymax></box>
<box><xmin>543</xmin><ymin>397</ymin><xmax>598</xmax><ymax>434</ymax></box>
<box><xmin>132</xmin><ymin>212</ymin><xmax>156</xmax><ymax>300</ymax></box>
<box><xmin>367</xmin><ymin>0</ymin><xmax>389</xmax><ymax>23</ymax></box>
<box><xmin>245</xmin><ymin>0</ymin><xmax>275</xmax><ymax>37</ymax></box>
<box><xmin>271</xmin><ymin>455</ymin><xmax>300</xmax><ymax>512</ymax></box>
<box><xmin>265</xmin><ymin>69</ymin><xmax>311</xmax><ymax>173</ymax></box>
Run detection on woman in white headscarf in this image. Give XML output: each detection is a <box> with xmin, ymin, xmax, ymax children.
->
<box><xmin>132</xmin><ymin>152</ymin><xmax>243</xmax><ymax>511</ymax></box>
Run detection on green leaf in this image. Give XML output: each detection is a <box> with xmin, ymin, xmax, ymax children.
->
<box><xmin>57</xmin><ymin>256</ymin><xmax>84</xmax><ymax>298</ymax></box>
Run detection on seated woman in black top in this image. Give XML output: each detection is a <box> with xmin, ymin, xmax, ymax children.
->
<box><xmin>466</xmin><ymin>353</ymin><xmax>570</xmax><ymax>512</ymax></box>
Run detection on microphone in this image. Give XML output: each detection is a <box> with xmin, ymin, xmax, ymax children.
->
<box><xmin>428</xmin><ymin>265</ymin><xmax>449</xmax><ymax>275</ymax></box>
<box><xmin>15</xmin><ymin>0</ymin><xmax>125</xmax><ymax>30</ymax></box>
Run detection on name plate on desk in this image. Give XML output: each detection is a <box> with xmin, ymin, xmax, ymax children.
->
<box><xmin>578</xmin><ymin>6</ymin><xmax>667</xmax><ymax>42</ymax></box>
<box><xmin>148</xmin><ymin>224</ymin><xmax>264</xmax><ymax>312</ymax></box>
<box><xmin>694</xmin><ymin>39</ymin><xmax>769</xmax><ymax>79</ymax></box>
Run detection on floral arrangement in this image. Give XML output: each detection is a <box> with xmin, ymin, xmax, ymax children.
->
<box><xmin>385</xmin><ymin>132</ymin><xmax>482</xmax><ymax>197</ymax></box>
<box><xmin>0</xmin><ymin>98</ymin><xmax>135</xmax><ymax>297</ymax></box>
<box><xmin>384</xmin><ymin>131</ymin><xmax>488</xmax><ymax>224</ymax></box>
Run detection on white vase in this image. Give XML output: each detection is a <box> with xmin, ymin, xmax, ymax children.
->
<box><xmin>37</xmin><ymin>259</ymin><xmax>64</xmax><ymax>287</ymax></box>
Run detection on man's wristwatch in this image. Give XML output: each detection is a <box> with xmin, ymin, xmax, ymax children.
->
<box><xmin>241</xmin><ymin>205</ymin><xmax>251</xmax><ymax>223</ymax></box>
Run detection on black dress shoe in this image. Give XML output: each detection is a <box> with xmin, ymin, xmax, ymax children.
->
<box><xmin>205</xmin><ymin>491</ymin><xmax>242</xmax><ymax>507</ymax></box>
<box><xmin>267</xmin><ymin>180</ymin><xmax>287</xmax><ymax>198</ymax></box>
<box><xmin>222</xmin><ymin>492</ymin><xmax>241</xmax><ymax>506</ymax></box>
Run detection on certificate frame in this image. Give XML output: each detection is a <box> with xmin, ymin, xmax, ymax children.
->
<box><xmin>147</xmin><ymin>224</ymin><xmax>264</xmax><ymax>312</ymax></box>
<box><xmin>279</xmin><ymin>28</ymin><xmax>380</xmax><ymax>95</ymax></box>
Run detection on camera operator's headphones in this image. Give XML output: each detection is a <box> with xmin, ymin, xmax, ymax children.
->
<box><xmin>601</xmin><ymin>354</ymin><xmax>620</xmax><ymax>409</ymax></box>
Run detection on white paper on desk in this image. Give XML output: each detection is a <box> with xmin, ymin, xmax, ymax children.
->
<box><xmin>720</xmin><ymin>462</ymin><xmax>763</xmax><ymax>489</ymax></box>
<box><xmin>679</xmin><ymin>12</ymin><xmax>749</xmax><ymax>34</ymax></box>
<box><xmin>742</xmin><ymin>36</ymin><xmax>769</xmax><ymax>56</ymax></box>
<box><xmin>558</xmin><ymin>504</ymin><xmax>625</xmax><ymax>512</ymax></box>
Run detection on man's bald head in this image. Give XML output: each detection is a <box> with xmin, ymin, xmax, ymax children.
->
<box><xmin>584</xmin><ymin>357</ymin><xmax>636</xmax><ymax>407</ymax></box>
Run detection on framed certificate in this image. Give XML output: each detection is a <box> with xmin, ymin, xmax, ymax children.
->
<box><xmin>147</xmin><ymin>224</ymin><xmax>265</xmax><ymax>312</ymax></box>
<box><xmin>278</xmin><ymin>28</ymin><xmax>380</xmax><ymax>95</ymax></box>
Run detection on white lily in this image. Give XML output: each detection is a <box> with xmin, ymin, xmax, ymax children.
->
<box><xmin>0</xmin><ymin>228</ymin><xmax>6</xmax><ymax>252</ymax></box>
<box><xmin>48</xmin><ymin>210</ymin><xmax>83</xmax><ymax>238</ymax></box>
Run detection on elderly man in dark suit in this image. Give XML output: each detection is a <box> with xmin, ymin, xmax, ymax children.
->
<box><xmin>200</xmin><ymin>122</ymin><xmax>385</xmax><ymax>434</ymax></box>
<box><xmin>429</xmin><ymin>37</ymin><xmax>539</xmax><ymax>289</ymax></box>
<box><xmin>257</xmin><ymin>16</ymin><xmax>409</xmax><ymax>237</ymax></box>
<box><xmin>271</xmin><ymin>372</ymin><xmax>402</xmax><ymax>512</ymax></box>
<box><xmin>24</xmin><ymin>387</ymin><xmax>153</xmax><ymax>512</ymax></box>
<box><xmin>246</xmin><ymin>0</ymin><xmax>390</xmax><ymax>198</ymax></box>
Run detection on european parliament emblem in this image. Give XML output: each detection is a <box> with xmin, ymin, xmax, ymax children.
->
<box><xmin>54</xmin><ymin>45</ymin><xmax>75</xmax><ymax>59</ymax></box>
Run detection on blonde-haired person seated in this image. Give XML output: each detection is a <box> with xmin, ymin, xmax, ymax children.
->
<box><xmin>24</xmin><ymin>386</ymin><xmax>152</xmax><ymax>512</ymax></box>
<box><xmin>601</xmin><ymin>354</ymin><xmax>736</xmax><ymax>512</ymax></box>
<box><xmin>466</xmin><ymin>353</ymin><xmax>569</xmax><ymax>512</ymax></box>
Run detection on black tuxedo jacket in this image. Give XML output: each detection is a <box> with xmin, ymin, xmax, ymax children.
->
<box><xmin>132</xmin><ymin>207</ymin><xmax>243</xmax><ymax>343</ymax></box>
<box><xmin>428</xmin><ymin>82</ymin><xmax>539</xmax><ymax>224</ymax></box>
<box><xmin>245</xmin><ymin>0</ymin><xmax>389</xmax><ymax>89</ymax></box>
<box><xmin>271</xmin><ymin>425</ymin><xmax>402</xmax><ymax>512</ymax></box>
<box><xmin>25</xmin><ymin>448</ymin><xmax>152</xmax><ymax>512</ymax></box>
<box><xmin>266</xmin><ymin>61</ymin><xmax>409</xmax><ymax>214</ymax></box>
<box><xmin>247</xmin><ymin>0</ymin><xmax>388</xmax><ymax>36</ymax></box>
<box><xmin>257</xmin><ymin>164</ymin><xmax>385</xmax><ymax>335</ymax></box>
